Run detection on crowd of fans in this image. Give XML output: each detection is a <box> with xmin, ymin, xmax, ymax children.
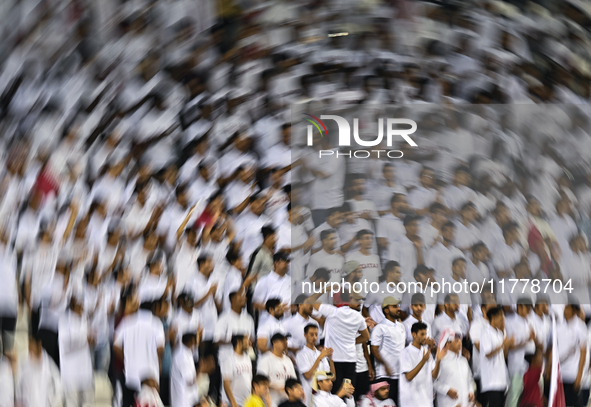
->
<box><xmin>3</xmin><ymin>0</ymin><xmax>591</xmax><ymax>407</ymax></box>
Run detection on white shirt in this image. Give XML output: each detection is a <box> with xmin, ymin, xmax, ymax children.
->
<box><xmin>173</xmin><ymin>242</ymin><xmax>200</xmax><ymax>295</ymax></box>
<box><xmin>556</xmin><ymin>316</ymin><xmax>588</xmax><ymax>383</ymax></box>
<box><xmin>434</xmin><ymin>352</ymin><xmax>474</xmax><ymax>407</ymax></box>
<box><xmin>257</xmin><ymin>352</ymin><xmax>296</xmax><ymax>407</ymax></box>
<box><xmin>170</xmin><ymin>308</ymin><xmax>200</xmax><ymax>347</ymax></box>
<box><xmin>371</xmin><ymin>318</ymin><xmax>407</xmax><ymax>379</ymax></box>
<box><xmin>296</xmin><ymin>346</ymin><xmax>330</xmax><ymax>407</ymax></box>
<box><xmin>113</xmin><ymin>310</ymin><xmax>166</xmax><ymax>391</ymax></box>
<box><xmin>390</xmin><ymin>235</ymin><xmax>425</xmax><ymax>283</ymax></box>
<box><xmin>0</xmin><ymin>245</ymin><xmax>18</xmax><ymax>315</ymax></box>
<box><xmin>171</xmin><ymin>345</ymin><xmax>200</xmax><ymax>407</ymax></box>
<box><xmin>505</xmin><ymin>313</ymin><xmax>535</xmax><ymax>377</ymax></box>
<box><xmin>257</xmin><ymin>316</ymin><xmax>286</xmax><ymax>350</ymax></box>
<box><xmin>313</xmin><ymin>390</ymin><xmax>352</xmax><ymax>407</ymax></box>
<box><xmin>317</xmin><ymin>304</ymin><xmax>367</xmax><ymax>363</ymax></box>
<box><xmin>190</xmin><ymin>271</ymin><xmax>223</xmax><ymax>341</ymax></box>
<box><xmin>16</xmin><ymin>351</ymin><xmax>63</xmax><ymax>407</ymax></box>
<box><xmin>0</xmin><ymin>357</ymin><xmax>13</xmax><ymax>407</ymax></box>
<box><xmin>253</xmin><ymin>271</ymin><xmax>291</xmax><ymax>309</ymax></box>
<box><xmin>468</xmin><ymin>316</ymin><xmax>487</xmax><ymax>379</ymax></box>
<box><xmin>399</xmin><ymin>344</ymin><xmax>435</xmax><ymax>407</ymax></box>
<box><xmin>479</xmin><ymin>325</ymin><xmax>508</xmax><ymax>392</ymax></box>
<box><xmin>58</xmin><ymin>311</ymin><xmax>93</xmax><ymax>391</ymax></box>
<box><xmin>221</xmin><ymin>351</ymin><xmax>252</xmax><ymax>407</ymax></box>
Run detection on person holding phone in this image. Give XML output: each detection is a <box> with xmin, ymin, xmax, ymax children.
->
<box><xmin>312</xmin><ymin>371</ymin><xmax>355</xmax><ymax>407</ymax></box>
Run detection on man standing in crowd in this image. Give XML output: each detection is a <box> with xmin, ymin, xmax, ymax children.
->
<box><xmin>257</xmin><ymin>333</ymin><xmax>297</xmax><ymax>407</ymax></box>
<box><xmin>296</xmin><ymin>324</ymin><xmax>334</xmax><ymax>407</ymax></box>
<box><xmin>370</xmin><ymin>297</ymin><xmax>406</xmax><ymax>406</ymax></box>
<box><xmin>307</xmin><ymin>291</ymin><xmax>369</xmax><ymax>393</ymax></box>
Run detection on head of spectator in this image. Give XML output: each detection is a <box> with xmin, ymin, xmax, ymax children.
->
<box><xmin>441</xmin><ymin>221</ymin><xmax>456</xmax><ymax>246</ymax></box>
<box><xmin>411</xmin><ymin>322</ymin><xmax>429</xmax><ymax>347</ymax></box>
<box><xmin>535</xmin><ymin>295</ymin><xmax>549</xmax><ymax>317</ymax></box>
<box><xmin>326</xmin><ymin>207</ymin><xmax>343</xmax><ymax>228</ymax></box>
<box><xmin>516</xmin><ymin>297</ymin><xmax>533</xmax><ymax>318</ymax></box>
<box><xmin>366</xmin><ymin>381</ymin><xmax>390</xmax><ymax>401</ymax></box>
<box><xmin>284</xmin><ymin>378</ymin><xmax>305</xmax><ymax>403</ymax></box>
<box><xmin>175</xmin><ymin>183</ymin><xmax>190</xmax><ymax>209</ymax></box>
<box><xmin>356</xmin><ymin>229</ymin><xmax>374</xmax><ymax>252</ymax></box>
<box><xmin>471</xmin><ymin>242</ymin><xmax>489</xmax><ymax>264</ymax></box>
<box><xmin>410</xmin><ymin>293</ymin><xmax>426</xmax><ymax>319</ymax></box>
<box><xmin>266</xmin><ymin>298</ymin><xmax>285</xmax><ymax>320</ymax></box>
<box><xmin>391</xmin><ymin>193</ymin><xmax>409</xmax><ymax>216</ymax></box>
<box><xmin>419</xmin><ymin>167</ymin><xmax>436</xmax><ymax>188</ymax></box>
<box><xmin>310</xmin><ymin>267</ymin><xmax>330</xmax><ymax>288</ymax></box>
<box><xmin>453</xmin><ymin>165</ymin><xmax>471</xmax><ymax>187</ymax></box>
<box><xmin>414</xmin><ymin>265</ymin><xmax>435</xmax><ymax>287</ymax></box>
<box><xmin>451</xmin><ymin>257</ymin><xmax>467</xmax><ymax>281</ymax></box>
<box><xmin>429</xmin><ymin>202</ymin><xmax>447</xmax><ymax>228</ymax></box>
<box><xmin>313</xmin><ymin>371</ymin><xmax>335</xmax><ymax>393</ymax></box>
<box><xmin>273</xmin><ymin>251</ymin><xmax>290</xmax><ymax>276</ymax></box>
<box><xmin>261</xmin><ymin>225</ymin><xmax>277</xmax><ymax>251</ymax></box>
<box><xmin>564</xmin><ymin>300</ymin><xmax>581</xmax><ymax>321</ymax></box>
<box><xmin>442</xmin><ymin>331</ymin><xmax>463</xmax><ymax>354</ymax></box>
<box><xmin>197</xmin><ymin>254</ymin><xmax>214</xmax><ymax>278</ymax></box>
<box><xmin>382</xmin><ymin>260</ymin><xmax>401</xmax><ymax>284</ymax></box>
<box><xmin>177</xmin><ymin>291</ymin><xmax>194</xmax><ymax>312</ymax></box>
<box><xmin>229</xmin><ymin>288</ymin><xmax>247</xmax><ymax>314</ymax></box>
<box><xmin>502</xmin><ymin>221</ymin><xmax>520</xmax><ymax>245</ymax></box>
<box><xmin>231</xmin><ymin>334</ymin><xmax>249</xmax><ymax>354</ymax></box>
<box><xmin>460</xmin><ymin>202</ymin><xmax>478</xmax><ymax>224</ymax></box>
<box><xmin>514</xmin><ymin>260</ymin><xmax>532</xmax><ymax>279</ymax></box>
<box><xmin>270</xmin><ymin>332</ymin><xmax>289</xmax><ymax>356</ymax></box>
<box><xmin>443</xmin><ymin>294</ymin><xmax>460</xmax><ymax>317</ymax></box>
<box><xmin>487</xmin><ymin>307</ymin><xmax>506</xmax><ymax>331</ymax></box>
<box><xmin>342</xmin><ymin>260</ymin><xmax>362</xmax><ymax>284</ymax></box>
<box><xmin>493</xmin><ymin>201</ymin><xmax>511</xmax><ymax>227</ymax></box>
<box><xmin>304</xmin><ymin>324</ymin><xmax>319</xmax><ymax>347</ymax></box>
<box><xmin>403</xmin><ymin>214</ymin><xmax>421</xmax><ymax>238</ymax></box>
<box><xmin>251</xmin><ymin>375</ymin><xmax>271</xmax><ymax>400</ymax></box>
<box><xmin>182</xmin><ymin>333</ymin><xmax>198</xmax><ymax>351</ymax></box>
<box><xmin>249</xmin><ymin>192</ymin><xmax>268</xmax><ymax>216</ymax></box>
<box><xmin>320</xmin><ymin>229</ymin><xmax>338</xmax><ymax>254</ymax></box>
<box><xmin>296</xmin><ymin>295</ymin><xmax>314</xmax><ymax>318</ymax></box>
<box><xmin>382</xmin><ymin>296</ymin><xmax>401</xmax><ymax>322</ymax></box>
<box><xmin>349</xmin><ymin>174</ymin><xmax>367</xmax><ymax>200</ymax></box>
<box><xmin>526</xmin><ymin>195</ymin><xmax>543</xmax><ymax>218</ymax></box>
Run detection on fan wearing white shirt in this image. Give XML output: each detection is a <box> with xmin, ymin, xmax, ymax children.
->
<box><xmin>296</xmin><ymin>324</ymin><xmax>335</xmax><ymax>407</ymax></box>
<box><xmin>252</xmin><ymin>252</ymin><xmax>291</xmax><ymax>323</ymax></box>
<box><xmin>407</xmin><ymin>168</ymin><xmax>439</xmax><ymax>215</ymax></box>
<box><xmin>171</xmin><ymin>333</ymin><xmax>201</xmax><ymax>407</ymax></box>
<box><xmin>214</xmin><ymin>288</ymin><xmax>255</xmax><ymax>364</ymax></box>
<box><xmin>190</xmin><ymin>255</ymin><xmax>223</xmax><ymax>342</ymax></box>
<box><xmin>505</xmin><ymin>299</ymin><xmax>536</xmax><ymax>407</ymax></box>
<box><xmin>345</xmin><ymin>229</ymin><xmax>381</xmax><ymax>286</ymax></box>
<box><xmin>390</xmin><ymin>215</ymin><xmax>427</xmax><ymax>284</ymax></box>
<box><xmin>339</xmin><ymin>202</ymin><xmax>374</xmax><ymax>255</ymax></box>
<box><xmin>492</xmin><ymin>222</ymin><xmax>526</xmax><ymax>280</ymax></box>
<box><xmin>311</xmin><ymin>207</ymin><xmax>343</xmax><ymax>253</ymax></box>
<box><xmin>113</xmin><ymin>298</ymin><xmax>166</xmax><ymax>407</ymax></box>
<box><xmin>221</xmin><ymin>335</ymin><xmax>253</xmax><ymax>407</ymax></box>
<box><xmin>479</xmin><ymin>307</ymin><xmax>514</xmax><ymax>407</ymax></box>
<box><xmin>554</xmin><ymin>303</ymin><xmax>588</xmax><ymax>407</ymax></box>
<box><xmin>257</xmin><ymin>333</ymin><xmax>297</xmax><ymax>407</ymax></box>
<box><xmin>433</xmin><ymin>331</ymin><xmax>476</xmax><ymax>407</ymax></box>
<box><xmin>58</xmin><ymin>291</ymin><xmax>94</xmax><ymax>407</ymax></box>
<box><xmin>16</xmin><ymin>335</ymin><xmax>63</xmax><ymax>407</ymax></box>
<box><xmin>170</xmin><ymin>292</ymin><xmax>201</xmax><ymax>348</ymax></box>
<box><xmin>370</xmin><ymin>297</ymin><xmax>406</xmax><ymax>407</ymax></box>
<box><xmin>257</xmin><ymin>298</ymin><xmax>287</xmax><ymax>354</ymax></box>
<box><xmin>399</xmin><ymin>322</ymin><xmax>444</xmax><ymax>407</ymax></box>
<box><xmin>308</xmin><ymin>293</ymin><xmax>369</xmax><ymax>393</ymax></box>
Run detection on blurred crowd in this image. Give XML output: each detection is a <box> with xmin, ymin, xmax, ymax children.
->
<box><xmin>3</xmin><ymin>0</ymin><xmax>591</xmax><ymax>407</ymax></box>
